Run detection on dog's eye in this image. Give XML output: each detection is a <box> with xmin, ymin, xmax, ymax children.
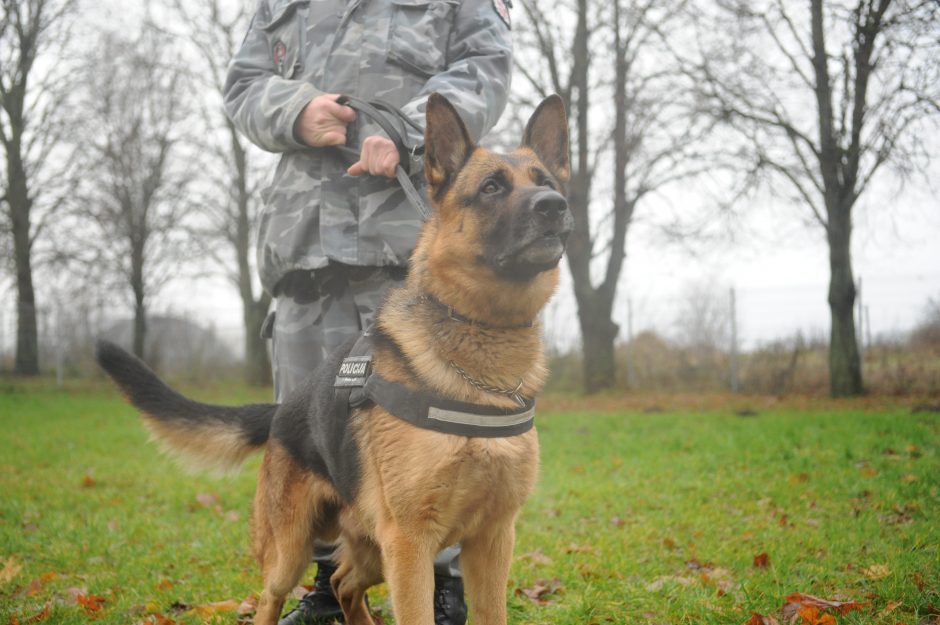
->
<box><xmin>482</xmin><ymin>179</ymin><xmax>502</xmax><ymax>195</ymax></box>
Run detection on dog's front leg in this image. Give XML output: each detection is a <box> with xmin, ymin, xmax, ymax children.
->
<box><xmin>377</xmin><ymin>522</ymin><xmax>436</xmax><ymax>625</ymax></box>
<box><xmin>461</xmin><ymin>521</ymin><xmax>516</xmax><ymax>625</ymax></box>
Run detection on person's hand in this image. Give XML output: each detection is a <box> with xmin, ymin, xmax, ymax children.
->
<box><xmin>295</xmin><ymin>94</ymin><xmax>356</xmax><ymax>147</ymax></box>
<box><xmin>347</xmin><ymin>135</ymin><xmax>400</xmax><ymax>178</ymax></box>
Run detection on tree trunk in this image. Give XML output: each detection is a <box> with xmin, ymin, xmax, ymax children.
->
<box><xmin>133</xmin><ymin>291</ymin><xmax>147</xmax><ymax>361</ymax></box>
<box><xmin>131</xmin><ymin>243</ymin><xmax>147</xmax><ymax>360</ymax></box>
<box><xmin>13</xmin><ymin>231</ymin><xmax>40</xmax><ymax>375</ymax></box>
<box><xmin>576</xmin><ymin>296</ymin><xmax>619</xmax><ymax>393</ymax></box>
<box><xmin>228</xmin><ymin>120</ymin><xmax>272</xmax><ymax>386</ymax></box>
<box><xmin>243</xmin><ymin>298</ymin><xmax>272</xmax><ymax>386</ymax></box>
<box><xmin>9</xmin><ymin>159</ymin><xmax>40</xmax><ymax>375</ymax></box>
<box><xmin>827</xmin><ymin>211</ymin><xmax>862</xmax><ymax>396</ymax></box>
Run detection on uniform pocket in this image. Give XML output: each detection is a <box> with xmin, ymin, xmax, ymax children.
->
<box><xmin>387</xmin><ymin>0</ymin><xmax>458</xmax><ymax>79</ymax></box>
<box><xmin>261</xmin><ymin>0</ymin><xmax>309</xmax><ymax>77</ymax></box>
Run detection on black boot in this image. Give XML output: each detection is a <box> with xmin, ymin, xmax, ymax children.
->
<box><xmin>433</xmin><ymin>574</ymin><xmax>467</xmax><ymax>625</ymax></box>
<box><xmin>278</xmin><ymin>562</ymin><xmax>345</xmax><ymax>625</ymax></box>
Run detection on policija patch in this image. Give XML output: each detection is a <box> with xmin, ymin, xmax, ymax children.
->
<box><xmin>492</xmin><ymin>0</ymin><xmax>511</xmax><ymax>28</ymax></box>
<box><xmin>273</xmin><ymin>40</ymin><xmax>287</xmax><ymax>73</ymax></box>
<box><xmin>335</xmin><ymin>356</ymin><xmax>372</xmax><ymax>388</ymax></box>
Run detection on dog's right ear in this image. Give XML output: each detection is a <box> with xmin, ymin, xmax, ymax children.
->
<box><xmin>424</xmin><ymin>93</ymin><xmax>475</xmax><ymax>197</ymax></box>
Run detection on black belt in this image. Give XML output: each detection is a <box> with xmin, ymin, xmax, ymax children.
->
<box><xmin>276</xmin><ymin>264</ymin><xmax>407</xmax><ymax>300</ymax></box>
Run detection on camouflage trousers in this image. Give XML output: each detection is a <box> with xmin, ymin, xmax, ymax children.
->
<box><xmin>270</xmin><ymin>263</ymin><xmax>461</xmax><ymax>577</ymax></box>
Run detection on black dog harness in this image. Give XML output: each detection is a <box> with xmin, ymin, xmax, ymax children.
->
<box><xmin>334</xmin><ymin>333</ymin><xmax>535</xmax><ymax>438</ymax></box>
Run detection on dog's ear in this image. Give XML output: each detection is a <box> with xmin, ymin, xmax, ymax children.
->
<box><xmin>424</xmin><ymin>93</ymin><xmax>475</xmax><ymax>196</ymax></box>
<box><xmin>522</xmin><ymin>95</ymin><xmax>570</xmax><ymax>183</ymax></box>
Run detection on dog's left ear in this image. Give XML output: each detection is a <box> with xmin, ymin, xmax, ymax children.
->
<box><xmin>522</xmin><ymin>95</ymin><xmax>570</xmax><ymax>183</ymax></box>
<box><xmin>425</xmin><ymin>93</ymin><xmax>475</xmax><ymax>196</ymax></box>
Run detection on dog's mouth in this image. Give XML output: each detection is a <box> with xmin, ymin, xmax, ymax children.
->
<box><xmin>494</xmin><ymin>227</ymin><xmax>571</xmax><ymax>279</ymax></box>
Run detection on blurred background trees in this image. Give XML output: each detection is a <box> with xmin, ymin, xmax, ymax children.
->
<box><xmin>0</xmin><ymin>0</ymin><xmax>78</xmax><ymax>374</ymax></box>
<box><xmin>0</xmin><ymin>0</ymin><xmax>937</xmax><ymax>398</ymax></box>
<box><xmin>683</xmin><ymin>0</ymin><xmax>940</xmax><ymax>395</ymax></box>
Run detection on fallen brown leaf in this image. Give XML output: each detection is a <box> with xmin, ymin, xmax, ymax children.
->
<box><xmin>746</xmin><ymin>612</ymin><xmax>781</xmax><ymax>625</ymax></box>
<box><xmin>76</xmin><ymin>593</ymin><xmax>106</xmax><ymax>615</ymax></box>
<box><xmin>788</xmin><ymin>473</ymin><xmax>810</xmax><ymax>485</ymax></box>
<box><xmin>237</xmin><ymin>594</ymin><xmax>258</xmax><ymax>617</ymax></box>
<box><xmin>797</xmin><ymin>605</ymin><xmax>836</xmax><ymax>625</ymax></box>
<box><xmin>862</xmin><ymin>564</ymin><xmax>891</xmax><ymax>580</ymax></box>
<box><xmin>186</xmin><ymin>599</ymin><xmax>240</xmax><ymax>616</ymax></box>
<box><xmin>645</xmin><ymin>575</ymin><xmax>694</xmax><ymax>591</ymax></box>
<box><xmin>9</xmin><ymin>603</ymin><xmax>50</xmax><ymax>624</ymax></box>
<box><xmin>515</xmin><ymin>578</ymin><xmax>564</xmax><ymax>605</ymax></box>
<box><xmin>194</xmin><ymin>493</ymin><xmax>220</xmax><ymax>508</ymax></box>
<box><xmin>781</xmin><ymin>593</ymin><xmax>866</xmax><ymax>620</ymax></box>
<box><xmin>753</xmin><ymin>553</ymin><xmax>770</xmax><ymax>569</ymax></box>
<box><xmin>82</xmin><ymin>475</ymin><xmax>96</xmax><ymax>488</ymax></box>
<box><xmin>1</xmin><ymin>556</ymin><xmax>22</xmax><ymax>583</ymax></box>
<box><xmin>26</xmin><ymin>573</ymin><xmax>58</xmax><ymax>597</ymax></box>
<box><xmin>881</xmin><ymin>600</ymin><xmax>902</xmax><ymax>615</ymax></box>
<box><xmin>520</xmin><ymin>550</ymin><xmax>554</xmax><ymax>566</ymax></box>
<box><xmin>291</xmin><ymin>584</ymin><xmax>314</xmax><ymax>600</ymax></box>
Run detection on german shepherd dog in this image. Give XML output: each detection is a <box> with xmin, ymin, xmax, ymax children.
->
<box><xmin>96</xmin><ymin>93</ymin><xmax>572</xmax><ymax>625</ymax></box>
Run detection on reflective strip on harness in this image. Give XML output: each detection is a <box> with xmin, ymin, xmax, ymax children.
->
<box><xmin>428</xmin><ymin>405</ymin><xmax>535</xmax><ymax>428</ymax></box>
<box><xmin>334</xmin><ymin>333</ymin><xmax>535</xmax><ymax>438</ymax></box>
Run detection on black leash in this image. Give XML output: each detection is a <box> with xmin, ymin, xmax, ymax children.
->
<box><xmin>333</xmin><ymin>95</ymin><xmax>432</xmax><ymax>221</ymax></box>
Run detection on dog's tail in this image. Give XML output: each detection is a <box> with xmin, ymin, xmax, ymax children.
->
<box><xmin>95</xmin><ymin>340</ymin><xmax>277</xmax><ymax>471</ymax></box>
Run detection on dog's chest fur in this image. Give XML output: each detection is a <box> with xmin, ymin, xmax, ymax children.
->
<box><xmin>353</xmin><ymin>409</ymin><xmax>540</xmax><ymax>541</ymax></box>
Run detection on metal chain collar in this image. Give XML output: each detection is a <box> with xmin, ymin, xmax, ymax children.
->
<box><xmin>449</xmin><ymin>361</ymin><xmax>528</xmax><ymax>407</ymax></box>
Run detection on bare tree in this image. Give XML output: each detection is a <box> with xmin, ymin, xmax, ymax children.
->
<box><xmin>686</xmin><ymin>0</ymin><xmax>940</xmax><ymax>396</ymax></box>
<box><xmin>514</xmin><ymin>0</ymin><xmax>712</xmax><ymax>392</ymax></box>
<box><xmin>0</xmin><ymin>0</ymin><xmax>77</xmax><ymax>374</ymax></box>
<box><xmin>164</xmin><ymin>0</ymin><xmax>273</xmax><ymax>385</ymax></box>
<box><xmin>77</xmin><ymin>25</ymin><xmax>194</xmax><ymax>361</ymax></box>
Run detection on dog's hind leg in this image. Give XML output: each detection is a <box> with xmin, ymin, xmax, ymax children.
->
<box><xmin>252</xmin><ymin>442</ymin><xmax>341</xmax><ymax>625</ymax></box>
<box><xmin>331</xmin><ymin>521</ymin><xmax>383</xmax><ymax>625</ymax></box>
<box><xmin>461</xmin><ymin>520</ymin><xmax>516</xmax><ymax>625</ymax></box>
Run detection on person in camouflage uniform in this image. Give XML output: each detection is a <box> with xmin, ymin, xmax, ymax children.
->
<box><xmin>223</xmin><ymin>0</ymin><xmax>512</xmax><ymax>623</ymax></box>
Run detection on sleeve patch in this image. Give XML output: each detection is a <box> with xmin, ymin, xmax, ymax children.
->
<box><xmin>492</xmin><ymin>0</ymin><xmax>511</xmax><ymax>28</ymax></box>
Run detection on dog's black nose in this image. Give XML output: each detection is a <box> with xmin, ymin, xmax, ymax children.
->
<box><xmin>531</xmin><ymin>190</ymin><xmax>568</xmax><ymax>217</ymax></box>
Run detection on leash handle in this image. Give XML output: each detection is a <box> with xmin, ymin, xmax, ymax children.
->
<box><xmin>335</xmin><ymin>95</ymin><xmax>422</xmax><ymax>173</ymax></box>
<box><xmin>332</xmin><ymin>95</ymin><xmax>432</xmax><ymax>220</ymax></box>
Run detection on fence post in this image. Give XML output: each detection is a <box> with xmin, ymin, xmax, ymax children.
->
<box><xmin>857</xmin><ymin>277</ymin><xmax>864</xmax><ymax>365</ymax></box>
<box><xmin>55</xmin><ymin>304</ymin><xmax>64</xmax><ymax>388</ymax></box>
<box><xmin>730</xmin><ymin>287</ymin><xmax>739</xmax><ymax>393</ymax></box>
<box><xmin>626</xmin><ymin>297</ymin><xmax>636</xmax><ymax>388</ymax></box>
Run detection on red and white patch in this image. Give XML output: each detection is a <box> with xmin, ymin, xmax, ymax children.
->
<box><xmin>273</xmin><ymin>41</ymin><xmax>287</xmax><ymax>73</ymax></box>
<box><xmin>492</xmin><ymin>0</ymin><xmax>511</xmax><ymax>28</ymax></box>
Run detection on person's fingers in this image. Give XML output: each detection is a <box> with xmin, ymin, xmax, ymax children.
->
<box><xmin>316</xmin><ymin>129</ymin><xmax>346</xmax><ymax>146</ymax></box>
<box><xmin>324</xmin><ymin>98</ymin><xmax>356</xmax><ymax>122</ymax></box>
<box><xmin>381</xmin><ymin>152</ymin><xmax>398</xmax><ymax>177</ymax></box>
<box><xmin>347</xmin><ymin>160</ymin><xmax>365</xmax><ymax>176</ymax></box>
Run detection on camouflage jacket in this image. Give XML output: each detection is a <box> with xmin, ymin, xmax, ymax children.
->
<box><xmin>223</xmin><ymin>0</ymin><xmax>513</xmax><ymax>293</ymax></box>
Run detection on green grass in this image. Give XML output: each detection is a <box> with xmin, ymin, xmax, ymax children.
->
<box><xmin>1</xmin><ymin>380</ymin><xmax>938</xmax><ymax>624</ymax></box>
